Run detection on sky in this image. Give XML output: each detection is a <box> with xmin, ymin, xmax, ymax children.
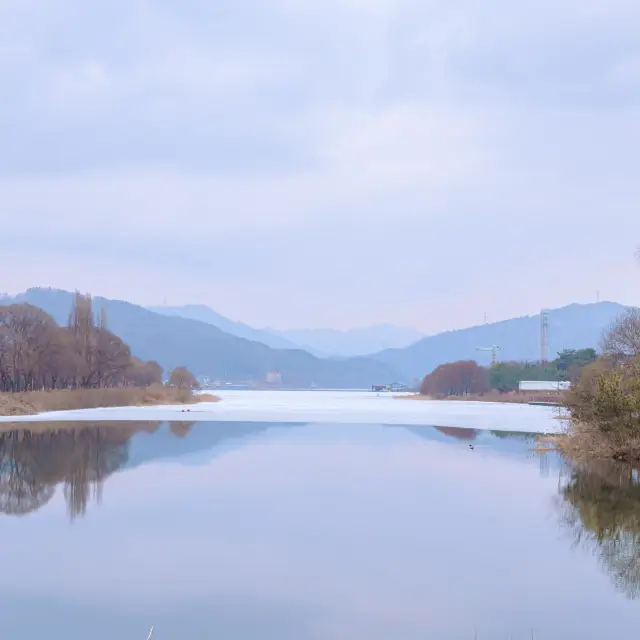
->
<box><xmin>1</xmin><ymin>0</ymin><xmax>639</xmax><ymax>332</ymax></box>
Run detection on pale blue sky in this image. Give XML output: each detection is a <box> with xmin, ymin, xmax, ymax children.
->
<box><xmin>1</xmin><ymin>0</ymin><xmax>639</xmax><ymax>331</ymax></box>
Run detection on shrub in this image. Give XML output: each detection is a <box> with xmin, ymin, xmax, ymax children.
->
<box><xmin>565</xmin><ymin>357</ymin><xmax>640</xmax><ymax>461</ymax></box>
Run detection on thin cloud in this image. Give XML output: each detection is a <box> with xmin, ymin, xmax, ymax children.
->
<box><xmin>1</xmin><ymin>0</ymin><xmax>639</xmax><ymax>329</ymax></box>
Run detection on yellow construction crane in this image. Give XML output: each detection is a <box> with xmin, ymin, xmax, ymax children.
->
<box><xmin>476</xmin><ymin>345</ymin><xmax>502</xmax><ymax>367</ymax></box>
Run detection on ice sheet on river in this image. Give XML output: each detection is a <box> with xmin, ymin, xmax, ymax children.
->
<box><xmin>0</xmin><ymin>390</ymin><xmax>564</xmax><ymax>433</ymax></box>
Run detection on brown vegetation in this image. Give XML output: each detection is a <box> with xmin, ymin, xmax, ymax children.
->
<box><xmin>400</xmin><ymin>388</ymin><xmax>565</xmax><ymax>404</ymax></box>
<box><xmin>448</xmin><ymin>390</ymin><xmax>565</xmax><ymax>404</ymax></box>
<box><xmin>601</xmin><ymin>308</ymin><xmax>640</xmax><ymax>359</ymax></box>
<box><xmin>0</xmin><ymin>293</ymin><xmax>163</xmax><ymax>391</ymax></box>
<box><xmin>420</xmin><ymin>360</ymin><xmax>487</xmax><ymax>397</ymax></box>
<box><xmin>412</xmin><ymin>351</ymin><xmax>595</xmax><ymax>404</ymax></box>
<box><xmin>0</xmin><ymin>292</ymin><xmax>210</xmax><ymax>416</ymax></box>
<box><xmin>564</xmin><ymin>309</ymin><xmax>640</xmax><ymax>463</ymax></box>
<box><xmin>0</xmin><ymin>385</ymin><xmax>219</xmax><ymax>417</ymax></box>
<box><xmin>169</xmin><ymin>366</ymin><xmax>200</xmax><ymax>390</ymax></box>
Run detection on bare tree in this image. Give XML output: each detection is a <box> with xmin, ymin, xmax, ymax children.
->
<box><xmin>0</xmin><ymin>295</ymin><xmax>162</xmax><ymax>393</ymax></box>
<box><xmin>93</xmin><ymin>328</ymin><xmax>132</xmax><ymax>387</ymax></box>
<box><xmin>125</xmin><ymin>359</ymin><xmax>163</xmax><ymax>387</ymax></box>
<box><xmin>420</xmin><ymin>361</ymin><xmax>488</xmax><ymax>397</ymax></box>
<box><xmin>601</xmin><ymin>309</ymin><xmax>640</xmax><ymax>359</ymax></box>
<box><xmin>169</xmin><ymin>366</ymin><xmax>199</xmax><ymax>390</ymax></box>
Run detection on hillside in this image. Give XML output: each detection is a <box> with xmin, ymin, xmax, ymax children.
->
<box><xmin>374</xmin><ymin>302</ymin><xmax>631</xmax><ymax>381</ymax></box>
<box><xmin>150</xmin><ymin>305</ymin><xmax>423</xmax><ymax>357</ymax></box>
<box><xmin>148</xmin><ymin>304</ymin><xmax>304</xmax><ymax>352</ymax></box>
<box><xmin>266</xmin><ymin>324</ymin><xmax>425</xmax><ymax>357</ymax></box>
<box><xmin>0</xmin><ymin>289</ymin><xmax>398</xmax><ymax>388</ymax></box>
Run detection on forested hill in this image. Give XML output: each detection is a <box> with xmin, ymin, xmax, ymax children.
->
<box><xmin>0</xmin><ymin>289</ymin><xmax>398</xmax><ymax>388</ymax></box>
<box><xmin>373</xmin><ymin>302</ymin><xmax>630</xmax><ymax>381</ymax></box>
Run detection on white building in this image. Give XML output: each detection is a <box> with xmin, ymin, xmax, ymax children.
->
<box><xmin>518</xmin><ymin>380</ymin><xmax>571</xmax><ymax>392</ymax></box>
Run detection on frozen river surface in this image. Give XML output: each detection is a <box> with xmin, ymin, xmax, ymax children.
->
<box><xmin>0</xmin><ymin>390</ymin><xmax>563</xmax><ymax>433</ymax></box>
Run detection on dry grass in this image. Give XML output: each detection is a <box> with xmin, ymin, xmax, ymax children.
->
<box><xmin>0</xmin><ymin>384</ymin><xmax>220</xmax><ymax>417</ymax></box>
<box><xmin>0</xmin><ymin>393</ymin><xmax>35</xmax><ymax>416</ymax></box>
<box><xmin>395</xmin><ymin>391</ymin><xmax>565</xmax><ymax>404</ymax></box>
<box><xmin>197</xmin><ymin>393</ymin><xmax>220</xmax><ymax>403</ymax></box>
<box><xmin>392</xmin><ymin>393</ymin><xmax>430</xmax><ymax>400</ymax></box>
<box><xmin>533</xmin><ymin>433</ymin><xmax>567</xmax><ymax>453</ymax></box>
<box><xmin>562</xmin><ymin>420</ymin><xmax>640</xmax><ymax>463</ymax></box>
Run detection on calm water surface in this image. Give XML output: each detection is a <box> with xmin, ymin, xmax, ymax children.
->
<box><xmin>1</xmin><ymin>421</ymin><xmax>639</xmax><ymax>639</ymax></box>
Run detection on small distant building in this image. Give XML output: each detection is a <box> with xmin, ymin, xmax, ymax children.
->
<box><xmin>371</xmin><ymin>382</ymin><xmax>409</xmax><ymax>392</ymax></box>
<box><xmin>266</xmin><ymin>371</ymin><xmax>282</xmax><ymax>385</ymax></box>
<box><xmin>518</xmin><ymin>380</ymin><xmax>571</xmax><ymax>392</ymax></box>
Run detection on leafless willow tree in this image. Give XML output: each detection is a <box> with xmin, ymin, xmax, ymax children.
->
<box><xmin>0</xmin><ymin>293</ymin><xmax>163</xmax><ymax>392</ymax></box>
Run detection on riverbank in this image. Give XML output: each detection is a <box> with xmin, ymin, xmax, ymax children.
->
<box><xmin>0</xmin><ymin>390</ymin><xmax>559</xmax><ymax>433</ymax></box>
<box><xmin>0</xmin><ymin>386</ymin><xmax>219</xmax><ymax>417</ymax></box>
<box><xmin>396</xmin><ymin>391</ymin><xmax>565</xmax><ymax>405</ymax></box>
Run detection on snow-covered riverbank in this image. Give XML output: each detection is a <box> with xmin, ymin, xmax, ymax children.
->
<box><xmin>0</xmin><ymin>390</ymin><xmax>564</xmax><ymax>433</ymax></box>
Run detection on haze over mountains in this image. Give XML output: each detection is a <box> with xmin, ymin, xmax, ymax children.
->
<box><xmin>375</xmin><ymin>302</ymin><xmax>629</xmax><ymax>381</ymax></box>
<box><xmin>148</xmin><ymin>304</ymin><xmax>301</xmax><ymax>352</ymax></box>
<box><xmin>1</xmin><ymin>289</ymin><xmax>397</xmax><ymax>388</ymax></box>
<box><xmin>0</xmin><ymin>289</ymin><xmax>631</xmax><ymax>387</ymax></box>
<box><xmin>149</xmin><ymin>304</ymin><xmax>425</xmax><ymax>357</ymax></box>
<box><xmin>265</xmin><ymin>325</ymin><xmax>425</xmax><ymax>357</ymax></box>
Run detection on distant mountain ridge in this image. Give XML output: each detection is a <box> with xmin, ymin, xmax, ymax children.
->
<box><xmin>148</xmin><ymin>304</ymin><xmax>303</xmax><ymax>352</ymax></box>
<box><xmin>149</xmin><ymin>304</ymin><xmax>424</xmax><ymax>357</ymax></box>
<box><xmin>0</xmin><ymin>289</ymin><xmax>399</xmax><ymax>388</ymax></box>
<box><xmin>265</xmin><ymin>324</ymin><xmax>425</xmax><ymax>357</ymax></box>
<box><xmin>373</xmin><ymin>302</ymin><xmax>631</xmax><ymax>381</ymax></box>
<box><xmin>2</xmin><ymin>290</ymin><xmax>631</xmax><ymax>386</ymax></box>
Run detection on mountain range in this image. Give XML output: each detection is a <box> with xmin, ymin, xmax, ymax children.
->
<box><xmin>1</xmin><ymin>289</ymin><xmax>397</xmax><ymax>388</ymax></box>
<box><xmin>374</xmin><ymin>302</ymin><xmax>629</xmax><ymax>380</ymax></box>
<box><xmin>264</xmin><ymin>324</ymin><xmax>425</xmax><ymax>357</ymax></box>
<box><xmin>148</xmin><ymin>305</ymin><xmax>424</xmax><ymax>357</ymax></box>
<box><xmin>147</xmin><ymin>304</ymin><xmax>302</xmax><ymax>352</ymax></box>
<box><xmin>1</xmin><ymin>289</ymin><xmax>632</xmax><ymax>387</ymax></box>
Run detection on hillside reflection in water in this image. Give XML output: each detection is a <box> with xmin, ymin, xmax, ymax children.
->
<box><xmin>1</xmin><ymin>421</ymin><xmax>639</xmax><ymax>639</ymax></box>
<box><xmin>0</xmin><ymin>420</ymin><xmax>303</xmax><ymax>520</ymax></box>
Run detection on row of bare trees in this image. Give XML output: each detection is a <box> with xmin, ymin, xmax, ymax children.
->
<box><xmin>420</xmin><ymin>360</ymin><xmax>488</xmax><ymax>396</ymax></box>
<box><xmin>0</xmin><ymin>293</ymin><xmax>163</xmax><ymax>392</ymax></box>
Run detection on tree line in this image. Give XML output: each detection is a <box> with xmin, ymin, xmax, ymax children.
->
<box><xmin>420</xmin><ymin>348</ymin><xmax>597</xmax><ymax>397</ymax></box>
<box><xmin>560</xmin><ymin>248</ymin><xmax>640</xmax><ymax>463</ymax></box>
<box><xmin>565</xmin><ymin>308</ymin><xmax>640</xmax><ymax>462</ymax></box>
<box><xmin>0</xmin><ymin>293</ymin><xmax>195</xmax><ymax>392</ymax></box>
<box><xmin>0</xmin><ymin>421</ymin><xmax>197</xmax><ymax>519</ymax></box>
<box><xmin>560</xmin><ymin>458</ymin><xmax>640</xmax><ymax>600</ymax></box>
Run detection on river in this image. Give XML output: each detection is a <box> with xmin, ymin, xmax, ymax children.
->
<box><xmin>0</xmin><ymin>390</ymin><xmax>563</xmax><ymax>433</ymax></box>
<box><xmin>1</xmin><ymin>393</ymin><xmax>637</xmax><ymax>639</ymax></box>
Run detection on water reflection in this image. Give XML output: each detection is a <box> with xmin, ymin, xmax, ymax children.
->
<box><xmin>0</xmin><ymin>420</ymin><xmax>307</xmax><ymax>521</ymax></box>
<box><xmin>0</xmin><ymin>422</ymin><xmax>160</xmax><ymax>520</ymax></box>
<box><xmin>434</xmin><ymin>426</ymin><xmax>478</xmax><ymax>440</ymax></box>
<box><xmin>4</xmin><ymin>420</ymin><xmax>640</xmax><ymax>607</ymax></box>
<box><xmin>559</xmin><ymin>460</ymin><xmax>640</xmax><ymax>600</ymax></box>
<box><xmin>2</xmin><ymin>421</ymin><xmax>640</xmax><ymax>638</ymax></box>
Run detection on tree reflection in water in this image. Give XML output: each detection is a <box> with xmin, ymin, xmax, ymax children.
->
<box><xmin>0</xmin><ymin>422</ymin><xmax>173</xmax><ymax>520</ymax></box>
<box><xmin>560</xmin><ymin>459</ymin><xmax>640</xmax><ymax>599</ymax></box>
